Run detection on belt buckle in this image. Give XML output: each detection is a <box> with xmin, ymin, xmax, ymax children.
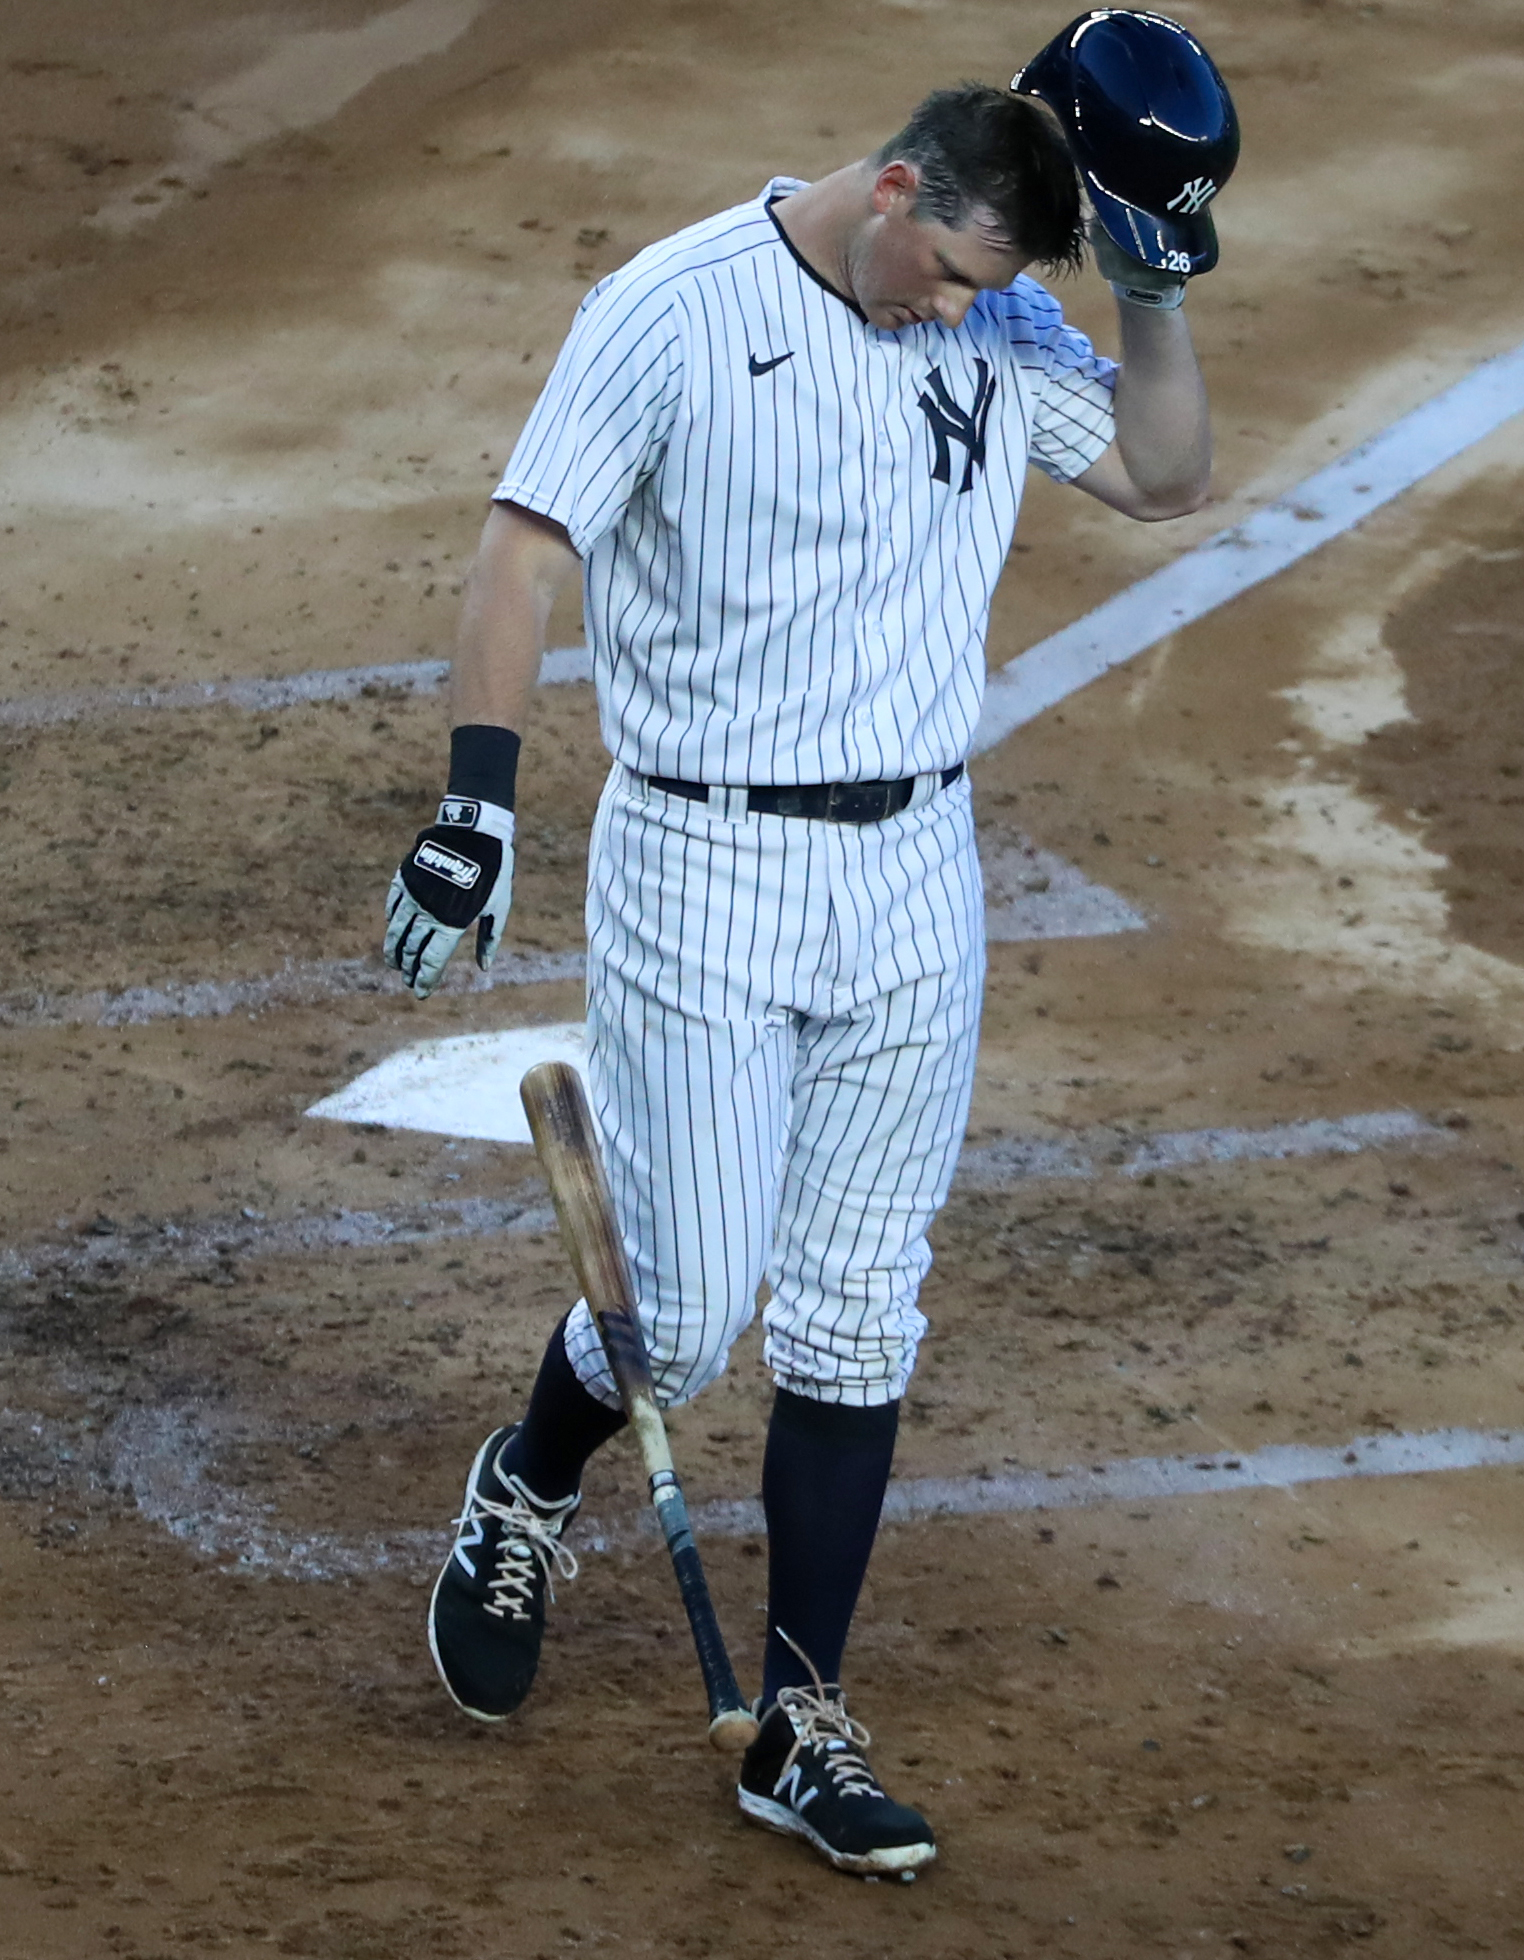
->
<box><xmin>827</xmin><ymin>781</ymin><xmax>894</xmax><ymax>824</ymax></box>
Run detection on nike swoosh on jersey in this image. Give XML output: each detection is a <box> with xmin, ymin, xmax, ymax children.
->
<box><xmin>748</xmin><ymin>350</ymin><xmax>795</xmax><ymax>377</ymax></box>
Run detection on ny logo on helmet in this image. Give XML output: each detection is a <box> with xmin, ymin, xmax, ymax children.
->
<box><xmin>1166</xmin><ymin>177</ymin><xmax>1217</xmax><ymax>216</ymax></box>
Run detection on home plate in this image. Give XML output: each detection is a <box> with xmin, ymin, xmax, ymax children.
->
<box><xmin>306</xmin><ymin>1021</ymin><xmax>587</xmax><ymax>1143</ymax></box>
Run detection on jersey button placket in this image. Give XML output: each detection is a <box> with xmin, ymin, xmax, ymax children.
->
<box><xmin>874</xmin><ymin>345</ymin><xmax>895</xmax><ymax>551</ymax></box>
<box><xmin>869</xmin><ymin>334</ymin><xmax>899</xmax><ymax>560</ymax></box>
<box><xmin>842</xmin><ymin>339</ymin><xmax>876</xmax><ymax>771</ymax></box>
<box><xmin>854</xmin><ymin>335</ymin><xmax>900</xmax><ymax>765</ymax></box>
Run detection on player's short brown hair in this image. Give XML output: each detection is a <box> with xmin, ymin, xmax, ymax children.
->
<box><xmin>874</xmin><ymin>84</ymin><xmax>1085</xmax><ymax>272</ymax></box>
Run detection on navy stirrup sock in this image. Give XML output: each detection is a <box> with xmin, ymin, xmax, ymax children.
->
<box><xmin>761</xmin><ymin>1388</ymin><xmax>900</xmax><ymax>1707</ymax></box>
<box><xmin>498</xmin><ymin>1316</ymin><xmax>627</xmax><ymax>1501</ymax></box>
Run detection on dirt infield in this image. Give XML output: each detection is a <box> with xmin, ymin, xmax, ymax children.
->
<box><xmin>5</xmin><ymin>1</ymin><xmax>1524</xmax><ymax>1954</ymax></box>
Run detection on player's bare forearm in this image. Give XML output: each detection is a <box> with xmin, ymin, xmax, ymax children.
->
<box><xmin>449</xmin><ymin>501</ymin><xmax>581</xmax><ymax>733</ymax></box>
<box><xmin>1113</xmin><ymin>304</ymin><xmax>1211</xmax><ymax>515</ymax></box>
<box><xmin>1073</xmin><ymin>307</ymin><xmax>1211</xmax><ymax>522</ymax></box>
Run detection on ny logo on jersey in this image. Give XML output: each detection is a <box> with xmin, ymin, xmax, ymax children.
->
<box><xmin>917</xmin><ymin>360</ymin><xmax>995</xmax><ymax>494</ymax></box>
<box><xmin>1166</xmin><ymin>176</ymin><xmax>1217</xmax><ymax>216</ymax></box>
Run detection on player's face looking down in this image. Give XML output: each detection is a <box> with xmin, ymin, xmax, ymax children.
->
<box><xmin>814</xmin><ymin>160</ymin><xmax>1033</xmax><ymax>332</ymax></box>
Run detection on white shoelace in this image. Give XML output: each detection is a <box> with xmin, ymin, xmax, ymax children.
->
<box><xmin>773</xmin><ymin>1642</ymin><xmax>884</xmax><ymax>1802</ymax></box>
<box><xmin>456</xmin><ymin>1488</ymin><xmax>579</xmax><ymax>1623</ymax></box>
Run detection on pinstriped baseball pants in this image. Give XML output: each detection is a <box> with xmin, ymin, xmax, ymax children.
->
<box><xmin>561</xmin><ymin>762</ymin><xmax>985</xmax><ymax>1411</ymax></box>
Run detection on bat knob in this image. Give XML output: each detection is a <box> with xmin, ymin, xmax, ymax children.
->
<box><xmin>708</xmin><ymin>1705</ymin><xmax>760</xmax><ymax>1754</ymax></box>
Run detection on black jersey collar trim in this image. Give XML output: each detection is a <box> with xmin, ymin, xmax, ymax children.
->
<box><xmin>766</xmin><ymin>193</ymin><xmax>867</xmax><ymax>322</ymax></box>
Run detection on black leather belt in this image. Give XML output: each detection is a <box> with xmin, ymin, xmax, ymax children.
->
<box><xmin>647</xmin><ymin>764</ymin><xmax>964</xmax><ymax>825</ymax></box>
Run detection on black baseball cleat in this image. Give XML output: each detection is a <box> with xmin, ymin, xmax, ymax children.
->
<box><xmin>427</xmin><ymin>1425</ymin><xmax>580</xmax><ymax>1721</ymax></box>
<box><xmin>738</xmin><ymin>1664</ymin><xmax>937</xmax><ymax>1878</ymax></box>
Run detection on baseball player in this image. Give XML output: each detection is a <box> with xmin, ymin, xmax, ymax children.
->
<box><xmin>384</xmin><ymin>16</ymin><xmax>1237</xmax><ymax>1879</ymax></box>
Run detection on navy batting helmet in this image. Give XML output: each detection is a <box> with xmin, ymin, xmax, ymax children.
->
<box><xmin>1012</xmin><ymin>10</ymin><xmax>1239</xmax><ymax>275</ymax></box>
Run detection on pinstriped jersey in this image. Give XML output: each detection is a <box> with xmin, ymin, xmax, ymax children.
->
<box><xmin>495</xmin><ymin>177</ymin><xmax>1117</xmax><ymax>785</ymax></box>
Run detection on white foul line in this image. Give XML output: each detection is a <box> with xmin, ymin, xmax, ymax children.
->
<box><xmin>973</xmin><ymin>338</ymin><xmax>1524</xmax><ymax>751</ymax></box>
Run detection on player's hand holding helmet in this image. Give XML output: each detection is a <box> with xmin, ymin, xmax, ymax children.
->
<box><xmin>1014</xmin><ymin>9</ymin><xmax>1239</xmax><ymax>304</ymax></box>
<box><xmin>384</xmin><ymin>794</ymin><xmax>515</xmax><ymax>999</ymax></box>
<box><xmin>1088</xmin><ymin>215</ymin><xmax>1185</xmax><ymax>309</ymax></box>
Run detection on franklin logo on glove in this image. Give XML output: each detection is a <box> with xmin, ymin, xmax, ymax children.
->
<box><xmin>413</xmin><ymin>839</ymin><xmax>483</xmax><ymax>890</ymax></box>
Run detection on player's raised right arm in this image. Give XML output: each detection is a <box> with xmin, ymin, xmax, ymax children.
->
<box><xmin>383</xmin><ymin>501</ymin><xmax>581</xmax><ymax>1000</ymax></box>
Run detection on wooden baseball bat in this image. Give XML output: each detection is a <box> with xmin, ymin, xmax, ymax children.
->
<box><xmin>519</xmin><ymin>1060</ymin><xmax>759</xmax><ymax>1754</ymax></box>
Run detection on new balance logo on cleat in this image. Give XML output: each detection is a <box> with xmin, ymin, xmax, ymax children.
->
<box><xmin>452</xmin><ymin>1507</ymin><xmax>487</xmax><ymax>1578</ymax></box>
<box><xmin>428</xmin><ymin>1426</ymin><xmax>581</xmax><ymax>1722</ymax></box>
<box><xmin>775</xmin><ymin>1762</ymin><xmax>820</xmax><ymax>1814</ymax></box>
<box><xmin>737</xmin><ymin>1650</ymin><xmax>936</xmax><ymax>1878</ymax></box>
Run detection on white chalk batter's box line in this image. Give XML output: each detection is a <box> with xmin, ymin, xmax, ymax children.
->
<box><xmin>0</xmin><ymin>947</ymin><xmax>589</xmax><ymax>1032</ymax></box>
<box><xmin>5</xmin><ymin>336</ymin><xmax>1524</xmax><ymax>741</ymax></box>
<box><xmin>0</xmin><ymin>1108</ymin><xmax>1452</xmax><ymax>1287</ymax></box>
<box><xmin>0</xmin><ymin>648</ymin><xmax>592</xmax><ymax>731</ymax></box>
<box><xmin>0</xmin><ymin>647</ymin><xmax>592</xmax><ymax>730</ymax></box>
<box><xmin>56</xmin><ymin>1398</ymin><xmax>1524</xmax><ymax>1584</ymax></box>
